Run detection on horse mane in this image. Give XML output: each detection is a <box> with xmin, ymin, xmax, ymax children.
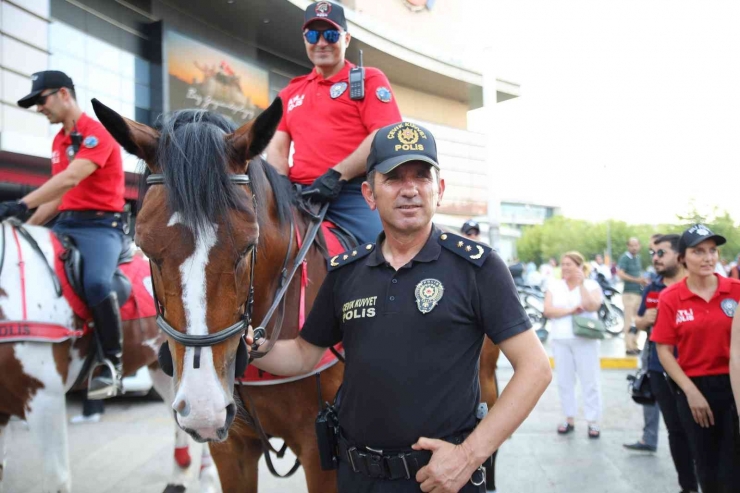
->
<box><xmin>137</xmin><ymin>110</ymin><xmax>294</xmax><ymax>240</ymax></box>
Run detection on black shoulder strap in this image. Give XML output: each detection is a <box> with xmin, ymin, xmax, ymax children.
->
<box><xmin>327</xmin><ymin>243</ymin><xmax>375</xmax><ymax>271</ymax></box>
<box><xmin>438</xmin><ymin>232</ymin><xmax>491</xmax><ymax>267</ymax></box>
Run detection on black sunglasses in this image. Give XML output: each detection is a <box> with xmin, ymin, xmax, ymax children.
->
<box><xmin>304</xmin><ymin>29</ymin><xmax>342</xmax><ymax>45</ymax></box>
<box><xmin>36</xmin><ymin>88</ymin><xmax>61</xmax><ymax>106</ymax></box>
<box><xmin>649</xmin><ymin>249</ymin><xmax>669</xmax><ymax>258</ymax></box>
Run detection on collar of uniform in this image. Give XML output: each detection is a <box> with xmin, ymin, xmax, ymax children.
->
<box><xmin>307</xmin><ymin>60</ymin><xmax>354</xmax><ymax>84</ymax></box>
<box><xmin>677</xmin><ymin>273</ymin><xmax>731</xmax><ymax>301</ymax></box>
<box><xmin>366</xmin><ymin>225</ymin><xmax>443</xmax><ymax>268</ymax></box>
<box><xmin>56</xmin><ymin>111</ymin><xmax>92</xmax><ymax>142</ymax></box>
<box><xmin>625</xmin><ymin>252</ymin><xmax>634</xmax><ymax>259</ymax></box>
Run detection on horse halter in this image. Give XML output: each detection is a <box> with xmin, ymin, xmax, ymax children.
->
<box><xmin>146</xmin><ymin>173</ymin><xmax>255</xmax><ymax>378</ymax></box>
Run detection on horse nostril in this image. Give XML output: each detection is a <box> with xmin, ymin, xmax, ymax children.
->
<box><xmin>173</xmin><ymin>396</ymin><xmax>190</xmax><ymax>417</ymax></box>
<box><xmin>224</xmin><ymin>402</ymin><xmax>236</xmax><ymax>428</ymax></box>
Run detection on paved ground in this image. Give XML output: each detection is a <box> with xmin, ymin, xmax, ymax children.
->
<box><xmin>6</xmin><ymin>361</ymin><xmax>686</xmax><ymax>493</ymax></box>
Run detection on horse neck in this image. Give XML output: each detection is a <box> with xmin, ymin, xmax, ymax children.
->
<box><xmin>0</xmin><ymin>223</ymin><xmax>75</xmax><ymax>326</ymax></box>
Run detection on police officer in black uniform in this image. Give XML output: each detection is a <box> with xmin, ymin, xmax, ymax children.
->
<box><xmin>251</xmin><ymin>122</ymin><xmax>552</xmax><ymax>493</ymax></box>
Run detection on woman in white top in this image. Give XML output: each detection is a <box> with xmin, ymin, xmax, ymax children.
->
<box><xmin>544</xmin><ymin>251</ymin><xmax>604</xmax><ymax>438</ymax></box>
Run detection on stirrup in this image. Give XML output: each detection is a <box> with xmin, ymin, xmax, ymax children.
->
<box><xmin>87</xmin><ymin>359</ymin><xmax>122</xmax><ymax>400</ymax></box>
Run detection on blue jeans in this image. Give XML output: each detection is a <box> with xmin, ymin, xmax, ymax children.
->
<box><xmin>53</xmin><ymin>217</ymin><xmax>126</xmax><ymax>306</ymax></box>
<box><xmin>326</xmin><ymin>179</ymin><xmax>382</xmax><ymax>245</ymax></box>
<box><xmin>641</xmin><ymin>347</ymin><xmax>660</xmax><ymax>448</ymax></box>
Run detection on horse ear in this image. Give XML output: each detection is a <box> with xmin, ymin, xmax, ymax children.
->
<box><xmin>228</xmin><ymin>97</ymin><xmax>283</xmax><ymax>168</ymax></box>
<box><xmin>91</xmin><ymin>98</ymin><xmax>160</xmax><ymax>171</ymax></box>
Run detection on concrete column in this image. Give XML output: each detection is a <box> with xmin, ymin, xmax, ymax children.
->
<box><xmin>482</xmin><ymin>44</ymin><xmax>502</xmax><ymax>250</ymax></box>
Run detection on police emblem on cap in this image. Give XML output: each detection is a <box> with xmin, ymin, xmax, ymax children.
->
<box><xmin>415</xmin><ymin>278</ymin><xmax>444</xmax><ymax>314</ymax></box>
<box><xmin>376</xmin><ymin>86</ymin><xmax>392</xmax><ymax>103</ymax></box>
<box><xmin>689</xmin><ymin>224</ymin><xmax>710</xmax><ymax>236</ymax></box>
<box><xmin>83</xmin><ymin>136</ymin><xmax>98</xmax><ymax>149</ymax></box>
<box><xmin>315</xmin><ymin>1</ymin><xmax>331</xmax><ymax>16</ymax></box>
<box><xmin>721</xmin><ymin>298</ymin><xmax>737</xmax><ymax>318</ymax></box>
<box><xmin>31</xmin><ymin>74</ymin><xmax>38</xmax><ymax>81</ymax></box>
<box><xmin>330</xmin><ymin>82</ymin><xmax>347</xmax><ymax>99</ymax></box>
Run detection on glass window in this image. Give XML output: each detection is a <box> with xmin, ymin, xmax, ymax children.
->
<box><xmin>2</xmin><ymin>36</ymin><xmax>48</xmax><ymax>76</ymax></box>
<box><xmin>49</xmin><ymin>22</ymin><xmax>85</xmax><ymax>58</ymax></box>
<box><xmin>1</xmin><ymin>69</ymin><xmax>33</xmax><ymax>106</ymax></box>
<box><xmin>49</xmin><ymin>52</ymin><xmax>86</xmax><ymax>87</ymax></box>
<box><xmin>134</xmin><ymin>57</ymin><xmax>150</xmax><ymax>86</ymax></box>
<box><xmin>86</xmin><ymin>36</ymin><xmax>120</xmax><ymax>74</ymax></box>
<box><xmin>87</xmin><ymin>65</ymin><xmax>121</xmax><ymax>99</ymax></box>
<box><xmin>2</xmin><ymin>3</ymin><xmax>47</xmax><ymax>50</ymax></box>
<box><xmin>135</xmin><ymin>83</ymin><xmax>150</xmax><ymax>109</ymax></box>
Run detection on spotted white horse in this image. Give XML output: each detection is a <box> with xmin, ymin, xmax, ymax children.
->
<box><xmin>0</xmin><ymin>221</ymin><xmax>218</xmax><ymax>493</ymax></box>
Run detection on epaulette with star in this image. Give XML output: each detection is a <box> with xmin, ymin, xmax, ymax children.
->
<box><xmin>327</xmin><ymin>243</ymin><xmax>375</xmax><ymax>271</ymax></box>
<box><xmin>438</xmin><ymin>232</ymin><xmax>491</xmax><ymax>267</ymax></box>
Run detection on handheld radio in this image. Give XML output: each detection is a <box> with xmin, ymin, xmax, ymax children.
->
<box><xmin>70</xmin><ymin>121</ymin><xmax>83</xmax><ymax>156</ymax></box>
<box><xmin>349</xmin><ymin>50</ymin><xmax>365</xmax><ymax>100</ymax></box>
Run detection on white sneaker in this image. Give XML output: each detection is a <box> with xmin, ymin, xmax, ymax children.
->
<box><xmin>70</xmin><ymin>413</ymin><xmax>102</xmax><ymax>424</ymax></box>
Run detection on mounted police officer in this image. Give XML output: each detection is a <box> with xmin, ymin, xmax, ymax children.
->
<box><xmin>0</xmin><ymin>70</ymin><xmax>127</xmax><ymax>399</ymax></box>
<box><xmin>252</xmin><ymin>122</ymin><xmax>552</xmax><ymax>492</ymax></box>
<box><xmin>266</xmin><ymin>1</ymin><xmax>402</xmax><ymax>244</ymax></box>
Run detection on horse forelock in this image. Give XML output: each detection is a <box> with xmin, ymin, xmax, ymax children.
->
<box><xmin>154</xmin><ymin>110</ymin><xmax>250</xmax><ymax>241</ymax></box>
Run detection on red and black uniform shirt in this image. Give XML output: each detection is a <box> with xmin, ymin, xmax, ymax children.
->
<box><xmin>650</xmin><ymin>275</ymin><xmax>740</xmax><ymax>377</ymax></box>
<box><xmin>51</xmin><ymin>112</ymin><xmax>124</xmax><ymax>212</ymax></box>
<box><xmin>276</xmin><ymin>61</ymin><xmax>402</xmax><ymax>184</ymax></box>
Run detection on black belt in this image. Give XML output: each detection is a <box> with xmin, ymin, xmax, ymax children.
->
<box><xmin>337</xmin><ymin>431</ymin><xmax>471</xmax><ymax>481</ymax></box>
<box><xmin>58</xmin><ymin>211</ymin><xmax>127</xmax><ymax>222</ymax></box>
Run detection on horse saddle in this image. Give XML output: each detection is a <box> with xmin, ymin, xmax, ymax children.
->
<box><xmin>58</xmin><ymin>234</ymin><xmax>135</xmax><ymax>307</ymax></box>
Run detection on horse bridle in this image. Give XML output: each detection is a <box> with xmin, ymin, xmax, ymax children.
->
<box><xmin>146</xmin><ymin>172</ymin><xmax>327</xmax><ymax>378</ymax></box>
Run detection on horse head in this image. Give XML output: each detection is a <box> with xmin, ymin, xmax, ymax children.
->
<box><xmin>92</xmin><ymin>98</ymin><xmax>282</xmax><ymax>442</ymax></box>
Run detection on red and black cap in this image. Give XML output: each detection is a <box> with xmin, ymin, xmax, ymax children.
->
<box><xmin>303</xmin><ymin>1</ymin><xmax>347</xmax><ymax>31</ymax></box>
<box><xmin>678</xmin><ymin>224</ymin><xmax>727</xmax><ymax>255</ymax></box>
<box><xmin>18</xmin><ymin>70</ymin><xmax>75</xmax><ymax>108</ymax></box>
<box><xmin>367</xmin><ymin>122</ymin><xmax>439</xmax><ymax>175</ymax></box>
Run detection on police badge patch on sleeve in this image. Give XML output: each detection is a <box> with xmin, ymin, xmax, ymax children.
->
<box><xmin>415</xmin><ymin>279</ymin><xmax>444</xmax><ymax>314</ymax></box>
<box><xmin>376</xmin><ymin>87</ymin><xmax>392</xmax><ymax>103</ymax></box>
<box><xmin>83</xmin><ymin>136</ymin><xmax>98</xmax><ymax>148</ymax></box>
<box><xmin>721</xmin><ymin>298</ymin><xmax>737</xmax><ymax>318</ymax></box>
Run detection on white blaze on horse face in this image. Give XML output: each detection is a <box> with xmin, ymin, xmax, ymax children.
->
<box><xmin>169</xmin><ymin>215</ymin><xmax>229</xmax><ymax>437</ymax></box>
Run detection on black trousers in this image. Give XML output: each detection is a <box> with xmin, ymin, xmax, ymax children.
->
<box><xmin>672</xmin><ymin>374</ymin><xmax>740</xmax><ymax>493</ymax></box>
<box><xmin>649</xmin><ymin>371</ymin><xmax>697</xmax><ymax>492</ymax></box>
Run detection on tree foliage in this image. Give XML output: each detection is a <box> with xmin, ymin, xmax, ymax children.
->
<box><xmin>516</xmin><ymin>209</ymin><xmax>740</xmax><ymax>267</ymax></box>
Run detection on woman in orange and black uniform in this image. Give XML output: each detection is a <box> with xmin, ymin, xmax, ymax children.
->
<box><xmin>651</xmin><ymin>224</ymin><xmax>740</xmax><ymax>493</ymax></box>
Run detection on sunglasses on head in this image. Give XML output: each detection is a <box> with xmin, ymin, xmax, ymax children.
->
<box><xmin>304</xmin><ymin>29</ymin><xmax>342</xmax><ymax>44</ymax></box>
<box><xmin>36</xmin><ymin>88</ymin><xmax>61</xmax><ymax>106</ymax></box>
<box><xmin>650</xmin><ymin>249</ymin><xmax>669</xmax><ymax>258</ymax></box>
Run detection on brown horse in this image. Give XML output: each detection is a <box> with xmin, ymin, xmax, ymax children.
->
<box><xmin>91</xmin><ymin>97</ymin><xmax>502</xmax><ymax>492</ymax></box>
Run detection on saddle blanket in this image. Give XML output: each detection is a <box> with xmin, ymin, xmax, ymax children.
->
<box><xmin>0</xmin><ymin>321</ymin><xmax>83</xmax><ymax>343</ymax></box>
<box><xmin>238</xmin><ymin>220</ymin><xmax>348</xmax><ymax>385</ymax></box>
<box><xmin>51</xmin><ymin>236</ymin><xmax>157</xmax><ymax>322</ymax></box>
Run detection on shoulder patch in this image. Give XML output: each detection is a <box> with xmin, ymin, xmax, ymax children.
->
<box><xmin>83</xmin><ymin>136</ymin><xmax>98</xmax><ymax>149</ymax></box>
<box><xmin>438</xmin><ymin>232</ymin><xmax>491</xmax><ymax>267</ymax></box>
<box><xmin>327</xmin><ymin>243</ymin><xmax>375</xmax><ymax>271</ymax></box>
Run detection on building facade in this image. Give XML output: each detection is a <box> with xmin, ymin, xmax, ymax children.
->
<box><xmin>0</xmin><ymin>0</ymin><xmax>525</xmax><ymax>238</ymax></box>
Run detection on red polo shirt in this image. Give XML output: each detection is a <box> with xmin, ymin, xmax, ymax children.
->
<box><xmin>277</xmin><ymin>61</ymin><xmax>402</xmax><ymax>184</ymax></box>
<box><xmin>650</xmin><ymin>275</ymin><xmax>740</xmax><ymax>377</ymax></box>
<box><xmin>51</xmin><ymin>112</ymin><xmax>124</xmax><ymax>212</ymax></box>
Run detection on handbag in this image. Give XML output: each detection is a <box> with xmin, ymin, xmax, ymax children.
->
<box><xmin>627</xmin><ymin>369</ymin><xmax>656</xmax><ymax>405</ymax></box>
<box><xmin>572</xmin><ymin>314</ymin><xmax>606</xmax><ymax>339</ymax></box>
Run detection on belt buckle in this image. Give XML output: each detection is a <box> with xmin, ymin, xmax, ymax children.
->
<box><xmin>364</xmin><ymin>447</ymin><xmax>384</xmax><ymax>478</ymax></box>
<box><xmin>470</xmin><ymin>464</ymin><xmax>486</xmax><ymax>486</ymax></box>
<box><xmin>399</xmin><ymin>453</ymin><xmax>411</xmax><ymax>480</ymax></box>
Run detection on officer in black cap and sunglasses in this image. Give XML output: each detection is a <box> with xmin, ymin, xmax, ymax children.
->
<box><xmin>253</xmin><ymin>122</ymin><xmax>552</xmax><ymax>493</ymax></box>
<box><xmin>0</xmin><ymin>70</ymin><xmax>128</xmax><ymax>400</ymax></box>
<box><xmin>266</xmin><ymin>1</ymin><xmax>402</xmax><ymax>244</ymax></box>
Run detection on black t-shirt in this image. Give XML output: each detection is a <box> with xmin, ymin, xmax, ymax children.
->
<box><xmin>301</xmin><ymin>225</ymin><xmax>531</xmax><ymax>449</ymax></box>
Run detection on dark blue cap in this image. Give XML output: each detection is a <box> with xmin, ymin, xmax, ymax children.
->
<box><xmin>366</xmin><ymin>122</ymin><xmax>439</xmax><ymax>175</ymax></box>
<box><xmin>304</xmin><ymin>1</ymin><xmax>347</xmax><ymax>31</ymax></box>
<box><xmin>18</xmin><ymin>70</ymin><xmax>74</xmax><ymax>108</ymax></box>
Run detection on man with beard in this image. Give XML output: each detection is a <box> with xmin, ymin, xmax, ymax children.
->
<box><xmin>624</xmin><ymin>234</ymin><xmax>698</xmax><ymax>493</ymax></box>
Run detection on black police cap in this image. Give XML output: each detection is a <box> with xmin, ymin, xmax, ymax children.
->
<box><xmin>18</xmin><ymin>70</ymin><xmax>74</xmax><ymax>108</ymax></box>
<box><xmin>367</xmin><ymin>122</ymin><xmax>439</xmax><ymax>175</ymax></box>
<box><xmin>304</xmin><ymin>1</ymin><xmax>347</xmax><ymax>31</ymax></box>
<box><xmin>678</xmin><ymin>224</ymin><xmax>726</xmax><ymax>255</ymax></box>
<box><xmin>461</xmin><ymin>220</ymin><xmax>480</xmax><ymax>235</ymax></box>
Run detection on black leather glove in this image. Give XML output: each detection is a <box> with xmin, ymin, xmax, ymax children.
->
<box><xmin>302</xmin><ymin>169</ymin><xmax>345</xmax><ymax>204</ymax></box>
<box><xmin>0</xmin><ymin>200</ymin><xmax>28</xmax><ymax>221</ymax></box>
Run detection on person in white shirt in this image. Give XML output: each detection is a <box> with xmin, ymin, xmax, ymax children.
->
<box><xmin>544</xmin><ymin>251</ymin><xmax>604</xmax><ymax>438</ymax></box>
